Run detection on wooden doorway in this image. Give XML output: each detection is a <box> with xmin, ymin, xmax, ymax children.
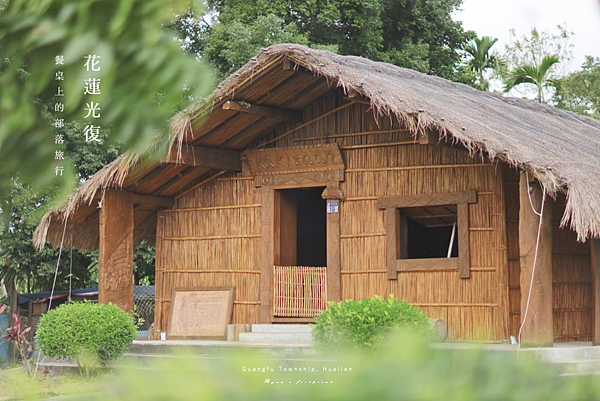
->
<box><xmin>273</xmin><ymin>187</ymin><xmax>327</xmax><ymax>319</ymax></box>
<box><xmin>277</xmin><ymin>187</ymin><xmax>327</xmax><ymax>267</ymax></box>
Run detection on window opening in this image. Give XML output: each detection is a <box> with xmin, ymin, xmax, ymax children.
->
<box><xmin>400</xmin><ymin>205</ymin><xmax>458</xmax><ymax>259</ymax></box>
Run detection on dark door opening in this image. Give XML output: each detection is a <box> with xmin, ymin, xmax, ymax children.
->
<box><xmin>278</xmin><ymin>187</ymin><xmax>327</xmax><ymax>267</ymax></box>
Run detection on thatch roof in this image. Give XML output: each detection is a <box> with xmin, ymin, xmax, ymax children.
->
<box><xmin>34</xmin><ymin>43</ymin><xmax>600</xmax><ymax>250</ymax></box>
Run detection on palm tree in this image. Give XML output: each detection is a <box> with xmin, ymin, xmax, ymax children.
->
<box><xmin>504</xmin><ymin>55</ymin><xmax>561</xmax><ymax>103</ymax></box>
<box><xmin>465</xmin><ymin>36</ymin><xmax>502</xmax><ymax>91</ymax></box>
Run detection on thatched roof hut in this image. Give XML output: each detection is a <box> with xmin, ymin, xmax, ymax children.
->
<box><xmin>33</xmin><ymin>44</ymin><xmax>600</xmax><ymax>345</ymax></box>
<box><xmin>35</xmin><ymin>43</ymin><xmax>600</xmax><ymax>250</ymax></box>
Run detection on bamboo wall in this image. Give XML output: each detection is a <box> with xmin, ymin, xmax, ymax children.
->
<box><xmin>504</xmin><ymin>171</ymin><xmax>593</xmax><ymax>342</ymax></box>
<box><xmin>155</xmin><ymin>90</ymin><xmax>514</xmax><ymax>341</ymax></box>
<box><xmin>154</xmin><ymin>175</ymin><xmax>262</xmax><ymax>333</ymax></box>
<box><xmin>552</xmin><ymin>193</ymin><xmax>592</xmax><ymax>342</ymax></box>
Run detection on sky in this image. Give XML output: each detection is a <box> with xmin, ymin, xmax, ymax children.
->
<box><xmin>454</xmin><ymin>0</ymin><xmax>600</xmax><ymax>73</ymax></box>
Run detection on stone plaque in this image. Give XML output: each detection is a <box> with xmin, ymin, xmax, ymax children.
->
<box><xmin>166</xmin><ymin>287</ymin><xmax>235</xmax><ymax>340</ymax></box>
<box><xmin>246</xmin><ymin>144</ymin><xmax>344</xmax><ymax>175</ymax></box>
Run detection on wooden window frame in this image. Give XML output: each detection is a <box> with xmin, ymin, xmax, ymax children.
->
<box><xmin>378</xmin><ymin>191</ymin><xmax>477</xmax><ymax>279</ymax></box>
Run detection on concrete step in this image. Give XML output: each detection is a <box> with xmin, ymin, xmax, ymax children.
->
<box><xmin>546</xmin><ymin>359</ymin><xmax>600</xmax><ymax>375</ymax></box>
<box><xmin>526</xmin><ymin>346</ymin><xmax>600</xmax><ymax>362</ymax></box>
<box><xmin>250</xmin><ymin>324</ymin><xmax>313</xmax><ymax>334</ymax></box>
<box><xmin>128</xmin><ymin>339</ymin><xmax>316</xmax><ymax>358</ymax></box>
<box><xmin>239</xmin><ymin>332</ymin><xmax>313</xmax><ymax>343</ymax></box>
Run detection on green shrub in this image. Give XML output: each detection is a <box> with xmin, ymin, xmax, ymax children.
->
<box><xmin>312</xmin><ymin>296</ymin><xmax>430</xmax><ymax>351</ymax></box>
<box><xmin>36</xmin><ymin>302</ymin><xmax>136</xmax><ymax>375</ymax></box>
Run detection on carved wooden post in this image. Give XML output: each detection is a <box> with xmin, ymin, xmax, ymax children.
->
<box><xmin>323</xmin><ymin>185</ymin><xmax>343</xmax><ymax>303</ymax></box>
<box><xmin>260</xmin><ymin>187</ymin><xmax>275</xmax><ymax>323</ymax></box>
<box><xmin>99</xmin><ymin>189</ymin><xmax>134</xmax><ymax>314</ymax></box>
<box><xmin>591</xmin><ymin>239</ymin><xmax>600</xmax><ymax>345</ymax></box>
<box><xmin>519</xmin><ymin>172</ymin><xmax>553</xmax><ymax>347</ymax></box>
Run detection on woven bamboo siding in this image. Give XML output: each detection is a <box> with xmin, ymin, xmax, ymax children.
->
<box><xmin>273</xmin><ymin>266</ymin><xmax>327</xmax><ymax>317</ymax></box>
<box><xmin>260</xmin><ymin>91</ymin><xmax>510</xmax><ymax>341</ymax></box>
<box><xmin>503</xmin><ymin>167</ymin><xmax>521</xmax><ymax>338</ymax></box>
<box><xmin>155</xmin><ymin>175</ymin><xmax>262</xmax><ymax>333</ymax></box>
<box><xmin>156</xmin><ymin>89</ymin><xmax>512</xmax><ymax>340</ymax></box>
<box><xmin>552</xmin><ymin>193</ymin><xmax>592</xmax><ymax>342</ymax></box>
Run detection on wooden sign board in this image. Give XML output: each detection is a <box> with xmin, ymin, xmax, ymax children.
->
<box><xmin>246</xmin><ymin>144</ymin><xmax>344</xmax><ymax>175</ymax></box>
<box><xmin>166</xmin><ymin>287</ymin><xmax>235</xmax><ymax>340</ymax></box>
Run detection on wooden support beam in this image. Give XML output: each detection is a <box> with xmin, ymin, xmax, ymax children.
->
<box><xmin>222</xmin><ymin>100</ymin><xmax>302</xmax><ymax>122</ymax></box>
<box><xmin>164</xmin><ymin>144</ymin><xmax>242</xmax><ymax>171</ymax></box>
<box><xmin>260</xmin><ymin>187</ymin><xmax>275</xmax><ymax>323</ymax></box>
<box><xmin>592</xmin><ymin>239</ymin><xmax>600</xmax><ymax>345</ymax></box>
<box><xmin>99</xmin><ymin>189</ymin><xmax>134</xmax><ymax>314</ymax></box>
<box><xmin>385</xmin><ymin>208</ymin><xmax>399</xmax><ymax>280</ymax></box>
<box><xmin>457</xmin><ymin>203</ymin><xmax>470</xmax><ymax>279</ymax></box>
<box><xmin>327</xmin><ymin>199</ymin><xmax>341</xmax><ymax>302</ymax></box>
<box><xmin>131</xmin><ymin>194</ymin><xmax>174</xmax><ymax>208</ymax></box>
<box><xmin>519</xmin><ymin>171</ymin><xmax>553</xmax><ymax>347</ymax></box>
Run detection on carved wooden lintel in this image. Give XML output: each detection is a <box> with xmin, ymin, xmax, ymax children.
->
<box><xmin>254</xmin><ymin>169</ymin><xmax>344</xmax><ymax>188</ymax></box>
<box><xmin>247</xmin><ymin>144</ymin><xmax>344</xmax><ymax>176</ymax></box>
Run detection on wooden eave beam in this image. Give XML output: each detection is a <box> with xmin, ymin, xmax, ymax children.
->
<box><xmin>223</xmin><ymin>101</ymin><xmax>302</xmax><ymax>122</ymax></box>
<box><xmin>131</xmin><ymin>194</ymin><xmax>174</xmax><ymax>208</ymax></box>
<box><xmin>94</xmin><ymin>192</ymin><xmax>174</xmax><ymax>208</ymax></box>
<box><xmin>192</xmin><ymin>74</ymin><xmax>306</xmax><ymax>145</ymax></box>
<box><xmin>164</xmin><ymin>145</ymin><xmax>242</xmax><ymax>171</ymax></box>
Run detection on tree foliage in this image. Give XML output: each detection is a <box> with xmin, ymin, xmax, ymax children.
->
<box><xmin>0</xmin><ymin>181</ymin><xmax>94</xmax><ymax>293</ymax></box>
<box><xmin>464</xmin><ymin>36</ymin><xmax>503</xmax><ymax>91</ymax></box>
<box><xmin>0</xmin><ymin>0</ymin><xmax>213</xmax><ymax>201</ymax></box>
<box><xmin>172</xmin><ymin>0</ymin><xmax>476</xmax><ymax>84</ymax></box>
<box><xmin>203</xmin><ymin>14</ymin><xmax>309</xmax><ymax>81</ymax></box>
<box><xmin>554</xmin><ymin>56</ymin><xmax>600</xmax><ymax>119</ymax></box>
<box><xmin>499</xmin><ymin>26</ymin><xmax>572</xmax><ymax>101</ymax></box>
<box><xmin>1</xmin><ymin>119</ymin><xmax>155</xmax><ymax>294</ymax></box>
<box><xmin>504</xmin><ymin>55</ymin><xmax>561</xmax><ymax>103</ymax></box>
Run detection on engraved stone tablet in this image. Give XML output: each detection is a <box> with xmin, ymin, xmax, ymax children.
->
<box><xmin>166</xmin><ymin>287</ymin><xmax>235</xmax><ymax>340</ymax></box>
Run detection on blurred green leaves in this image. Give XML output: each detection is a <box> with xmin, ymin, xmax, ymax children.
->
<box><xmin>312</xmin><ymin>296</ymin><xmax>431</xmax><ymax>353</ymax></box>
<box><xmin>0</xmin><ymin>0</ymin><xmax>213</xmax><ymax>201</ymax></box>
